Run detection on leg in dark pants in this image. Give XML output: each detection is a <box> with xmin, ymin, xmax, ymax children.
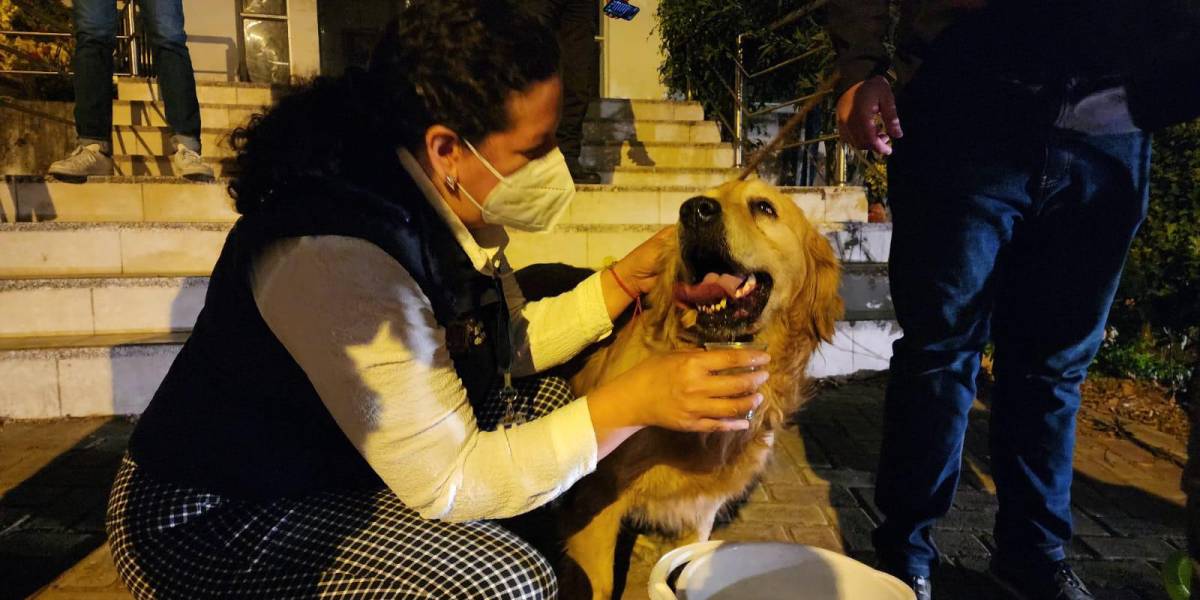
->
<box><xmin>872</xmin><ymin>125</ymin><xmax>1026</xmax><ymax>577</ymax></box>
<box><xmin>555</xmin><ymin>0</ymin><xmax>597</xmax><ymax>172</ymax></box>
<box><xmin>137</xmin><ymin>0</ymin><xmax>202</xmax><ymax>152</ymax></box>
<box><xmin>988</xmin><ymin>131</ymin><xmax>1150</xmax><ymax>569</ymax></box>
<box><xmin>73</xmin><ymin>0</ymin><xmax>119</xmax><ymax>152</ymax></box>
<box><xmin>872</xmin><ymin>78</ymin><xmax>1150</xmax><ymax>578</ymax></box>
<box><xmin>523</xmin><ymin>0</ymin><xmax>598</xmax><ymax>176</ymax></box>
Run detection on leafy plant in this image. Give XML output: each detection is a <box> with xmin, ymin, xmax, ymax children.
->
<box><xmin>657</xmin><ymin>0</ymin><xmax>831</xmax><ymax>132</ymax></box>
<box><xmin>656</xmin><ymin>0</ymin><xmax>888</xmax><ymax>187</ymax></box>
<box><xmin>0</xmin><ymin>0</ymin><xmax>73</xmax><ymax>99</ymax></box>
<box><xmin>1099</xmin><ymin>120</ymin><xmax>1200</xmax><ymax>390</ymax></box>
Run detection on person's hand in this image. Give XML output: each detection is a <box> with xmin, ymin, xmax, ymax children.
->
<box><xmin>612</xmin><ymin>226</ymin><xmax>675</xmax><ymax>295</ymax></box>
<box><xmin>836</xmin><ymin>75</ymin><xmax>903</xmax><ymax>156</ymax></box>
<box><xmin>589</xmin><ymin>348</ymin><xmax>770</xmax><ymax>433</ymax></box>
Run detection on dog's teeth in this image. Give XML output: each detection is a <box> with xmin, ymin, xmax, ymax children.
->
<box><xmin>681</xmin><ymin>309</ymin><xmax>698</xmax><ymax>328</ymax></box>
<box><xmin>717</xmin><ymin>298</ymin><xmax>727</xmax><ymax>310</ymax></box>
<box><xmin>742</xmin><ymin>274</ymin><xmax>757</xmax><ymax>295</ymax></box>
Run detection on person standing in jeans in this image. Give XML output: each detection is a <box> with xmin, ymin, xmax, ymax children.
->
<box><xmin>49</xmin><ymin>0</ymin><xmax>213</xmax><ymax>181</ymax></box>
<box><xmin>826</xmin><ymin>0</ymin><xmax>1200</xmax><ymax>598</ymax></box>
<box><xmin>521</xmin><ymin>0</ymin><xmax>602</xmax><ymax>184</ymax></box>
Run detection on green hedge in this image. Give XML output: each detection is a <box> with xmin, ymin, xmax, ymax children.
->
<box><xmin>1098</xmin><ymin>120</ymin><xmax>1200</xmax><ymax>390</ymax></box>
<box><xmin>656</xmin><ymin>0</ymin><xmax>834</xmax><ymax>140</ymax></box>
<box><xmin>656</xmin><ymin>0</ymin><xmax>890</xmax><ymax>191</ymax></box>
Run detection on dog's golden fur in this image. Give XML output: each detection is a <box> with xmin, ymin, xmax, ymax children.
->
<box><xmin>558</xmin><ymin>179</ymin><xmax>843</xmax><ymax>599</ymax></box>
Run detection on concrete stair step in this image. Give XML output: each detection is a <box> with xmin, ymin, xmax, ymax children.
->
<box><xmin>111</xmin><ymin>101</ymin><xmax>718</xmax><ymax>144</ymax></box>
<box><xmin>2</xmin><ymin>176</ymin><xmax>866</xmax><ymax>225</ymax></box>
<box><xmin>0</xmin><ymin>332</ymin><xmax>186</xmax><ymax>418</ymax></box>
<box><xmin>113</xmin><ymin>126</ymin><xmax>233</xmax><ymax>158</ymax></box>
<box><xmin>586</xmin><ymin>99</ymin><xmax>706</xmax><ymax>122</ymax></box>
<box><xmin>0</xmin><ymin>222</ymin><xmax>229</xmax><ymax>278</ymax></box>
<box><xmin>0</xmin><ymin>211</ymin><xmax>876</xmax><ymax>278</ymax></box>
<box><xmin>580</xmin><ymin>141</ymin><xmax>733</xmax><ymax>170</ymax></box>
<box><xmin>825</xmin><ymin>222</ymin><xmax>893</xmax><ymax>264</ymax></box>
<box><xmin>112</xmin><ymin>100</ymin><xmax>263</xmax><ymax>129</ymax></box>
<box><xmin>840</xmin><ymin>263</ymin><xmax>892</xmax><ymax>321</ymax></box>
<box><xmin>110</xmin><ymin>89</ymin><xmax>702</xmax><ymax>120</ymax></box>
<box><xmin>807</xmin><ymin>319</ymin><xmax>901</xmax><ymax>379</ymax></box>
<box><xmin>112</xmin><ymin>155</ymin><xmax>237</xmax><ymax>178</ymax></box>
<box><xmin>604</xmin><ymin>166</ymin><xmax>739</xmax><ymax>187</ymax></box>
<box><xmin>2</xmin><ymin>177</ymin><xmax>237</xmax><ymax>223</ymax></box>
<box><xmin>0</xmin><ymin>316</ymin><xmax>899</xmax><ymax>418</ymax></box>
<box><xmin>582</xmin><ymin>119</ymin><xmax>721</xmax><ymax>144</ymax></box>
<box><xmin>116</xmin><ymin>77</ymin><xmax>285</xmax><ymax>106</ymax></box>
<box><xmin>0</xmin><ymin>267</ymin><xmax>892</xmax><ymax>340</ymax></box>
<box><xmin>565</xmin><ymin>185</ymin><xmax>867</xmax><ymax>227</ymax></box>
<box><xmin>0</xmin><ymin>276</ymin><xmax>207</xmax><ymax>338</ymax></box>
<box><xmin>0</xmin><ymin>180</ymin><xmax>870</xmax><ymax>276</ymax></box>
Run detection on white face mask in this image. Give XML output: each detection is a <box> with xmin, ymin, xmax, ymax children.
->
<box><xmin>456</xmin><ymin>139</ymin><xmax>576</xmax><ymax>232</ymax></box>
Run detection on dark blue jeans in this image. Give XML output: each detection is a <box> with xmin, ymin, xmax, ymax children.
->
<box><xmin>73</xmin><ymin>0</ymin><xmax>202</xmax><ymax>153</ymax></box>
<box><xmin>872</xmin><ymin>72</ymin><xmax>1151</xmax><ymax>577</ymax></box>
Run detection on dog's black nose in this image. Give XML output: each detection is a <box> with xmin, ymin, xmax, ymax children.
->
<box><xmin>680</xmin><ymin>196</ymin><xmax>721</xmax><ymax>227</ymax></box>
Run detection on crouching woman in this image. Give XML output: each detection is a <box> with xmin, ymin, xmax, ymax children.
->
<box><xmin>105</xmin><ymin>1</ymin><xmax>769</xmax><ymax>598</ymax></box>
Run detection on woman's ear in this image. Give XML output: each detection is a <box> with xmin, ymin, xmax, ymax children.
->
<box><xmin>424</xmin><ymin>125</ymin><xmax>463</xmax><ymax>184</ymax></box>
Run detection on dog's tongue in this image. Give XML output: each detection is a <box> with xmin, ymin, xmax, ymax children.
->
<box><xmin>675</xmin><ymin>273</ymin><xmax>745</xmax><ymax>305</ymax></box>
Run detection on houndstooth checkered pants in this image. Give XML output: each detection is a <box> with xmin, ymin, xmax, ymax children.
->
<box><xmin>107</xmin><ymin>376</ymin><xmax>575</xmax><ymax>599</ymax></box>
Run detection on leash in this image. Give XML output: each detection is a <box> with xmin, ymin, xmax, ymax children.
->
<box><xmin>737</xmin><ymin>73</ymin><xmax>839</xmax><ymax>181</ymax></box>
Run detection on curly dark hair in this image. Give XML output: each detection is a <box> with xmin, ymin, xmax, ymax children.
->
<box><xmin>228</xmin><ymin>0</ymin><xmax>560</xmax><ymax>215</ymax></box>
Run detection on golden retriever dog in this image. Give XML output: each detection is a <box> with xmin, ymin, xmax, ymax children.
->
<box><xmin>557</xmin><ymin>178</ymin><xmax>844</xmax><ymax>599</ymax></box>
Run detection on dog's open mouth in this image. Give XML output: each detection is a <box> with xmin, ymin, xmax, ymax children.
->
<box><xmin>673</xmin><ymin>250</ymin><xmax>774</xmax><ymax>341</ymax></box>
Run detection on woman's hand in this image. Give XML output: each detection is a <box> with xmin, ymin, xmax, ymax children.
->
<box><xmin>612</xmin><ymin>226</ymin><xmax>675</xmax><ymax>295</ymax></box>
<box><xmin>586</xmin><ymin>348</ymin><xmax>771</xmax><ymax>457</ymax></box>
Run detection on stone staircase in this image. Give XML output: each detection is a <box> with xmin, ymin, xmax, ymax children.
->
<box><xmin>0</xmin><ymin>79</ymin><xmax>893</xmax><ymax>419</ymax></box>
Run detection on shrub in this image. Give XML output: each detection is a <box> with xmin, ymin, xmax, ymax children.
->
<box><xmin>0</xmin><ymin>0</ymin><xmax>73</xmax><ymax>99</ymax></box>
<box><xmin>1099</xmin><ymin>120</ymin><xmax>1200</xmax><ymax>390</ymax></box>
<box><xmin>656</xmin><ymin>0</ymin><xmax>888</xmax><ymax>188</ymax></box>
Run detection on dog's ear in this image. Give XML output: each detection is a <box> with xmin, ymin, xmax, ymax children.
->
<box><xmin>643</xmin><ymin>228</ymin><xmax>684</xmax><ymax>342</ymax></box>
<box><xmin>796</xmin><ymin>227</ymin><xmax>843</xmax><ymax>344</ymax></box>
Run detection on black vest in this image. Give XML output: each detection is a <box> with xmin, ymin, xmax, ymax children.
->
<box><xmin>128</xmin><ymin>171</ymin><xmax>511</xmax><ymax>501</ymax></box>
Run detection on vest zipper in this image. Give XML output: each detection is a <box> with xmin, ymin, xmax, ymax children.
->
<box><xmin>492</xmin><ymin>257</ymin><xmax>522</xmax><ymax>425</ymax></box>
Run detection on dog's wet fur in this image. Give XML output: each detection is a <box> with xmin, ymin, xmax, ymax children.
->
<box><xmin>553</xmin><ymin>179</ymin><xmax>843</xmax><ymax>599</ymax></box>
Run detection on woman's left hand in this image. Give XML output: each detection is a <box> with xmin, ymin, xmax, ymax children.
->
<box><xmin>613</xmin><ymin>226</ymin><xmax>675</xmax><ymax>295</ymax></box>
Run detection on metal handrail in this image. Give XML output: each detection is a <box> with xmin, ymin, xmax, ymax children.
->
<box><xmin>240</xmin><ymin>12</ymin><xmax>288</xmax><ymax>21</ymax></box>
<box><xmin>745</xmin><ymin>91</ymin><xmax>827</xmax><ymax>119</ymax></box>
<box><xmin>726</xmin><ymin>0</ymin><xmax>846</xmax><ymax>184</ymax></box>
<box><xmin>766</xmin><ymin>0</ymin><xmax>831</xmax><ymax>34</ymax></box>
<box><xmin>0</xmin><ymin>31</ymin><xmax>74</xmax><ymax>38</ymax></box>
<box><xmin>0</xmin><ymin>1</ymin><xmax>146</xmax><ymax>78</ymax></box>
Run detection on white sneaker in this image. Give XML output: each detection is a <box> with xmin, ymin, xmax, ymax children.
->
<box><xmin>48</xmin><ymin>144</ymin><xmax>114</xmax><ymax>180</ymax></box>
<box><xmin>173</xmin><ymin>144</ymin><xmax>214</xmax><ymax>181</ymax></box>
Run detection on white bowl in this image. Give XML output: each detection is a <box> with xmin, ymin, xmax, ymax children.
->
<box><xmin>649</xmin><ymin>541</ymin><xmax>915</xmax><ymax>600</ymax></box>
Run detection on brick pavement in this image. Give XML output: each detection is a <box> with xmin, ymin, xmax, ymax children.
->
<box><xmin>0</xmin><ymin>376</ymin><xmax>1186</xmax><ymax>599</ymax></box>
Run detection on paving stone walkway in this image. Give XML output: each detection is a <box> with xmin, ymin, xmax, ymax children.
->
<box><xmin>0</xmin><ymin>376</ymin><xmax>1186</xmax><ymax>599</ymax></box>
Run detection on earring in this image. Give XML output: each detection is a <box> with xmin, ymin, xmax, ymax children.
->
<box><xmin>444</xmin><ymin>175</ymin><xmax>458</xmax><ymax>191</ymax></box>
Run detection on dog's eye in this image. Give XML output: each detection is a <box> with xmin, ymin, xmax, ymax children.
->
<box><xmin>751</xmin><ymin>199</ymin><xmax>777</xmax><ymax>218</ymax></box>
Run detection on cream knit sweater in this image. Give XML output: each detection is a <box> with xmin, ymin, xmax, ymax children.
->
<box><xmin>249</xmin><ymin>150</ymin><xmax>611</xmax><ymax>521</ymax></box>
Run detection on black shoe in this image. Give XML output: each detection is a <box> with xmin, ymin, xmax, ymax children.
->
<box><xmin>902</xmin><ymin>574</ymin><xmax>932</xmax><ymax>600</ymax></box>
<box><xmin>877</xmin><ymin>561</ymin><xmax>932</xmax><ymax>600</ymax></box>
<box><xmin>569</xmin><ymin>168</ymin><xmax>602</xmax><ymax>185</ymax></box>
<box><xmin>989</xmin><ymin>559</ymin><xmax>1093</xmax><ymax>600</ymax></box>
<box><xmin>565</xmin><ymin>159</ymin><xmax>602</xmax><ymax>185</ymax></box>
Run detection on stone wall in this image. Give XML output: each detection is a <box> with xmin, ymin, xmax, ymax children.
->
<box><xmin>0</xmin><ymin>100</ymin><xmax>76</xmax><ymax>176</ymax></box>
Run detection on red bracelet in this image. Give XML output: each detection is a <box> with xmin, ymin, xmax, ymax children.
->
<box><xmin>607</xmin><ymin>266</ymin><xmax>643</xmax><ymax>317</ymax></box>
